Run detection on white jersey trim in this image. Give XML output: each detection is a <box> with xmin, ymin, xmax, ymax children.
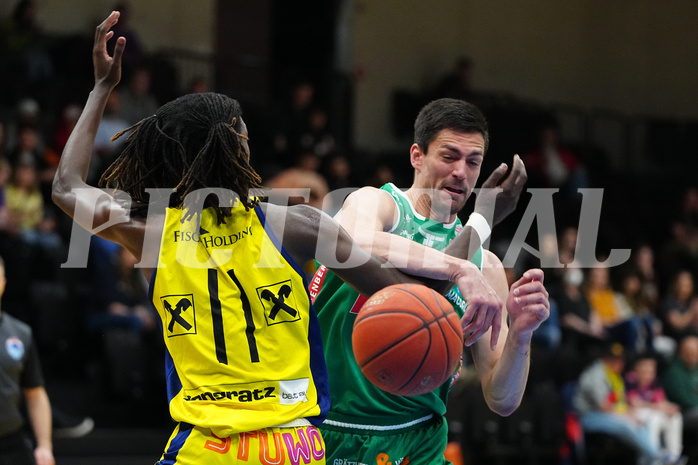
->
<box><xmin>385</xmin><ymin>183</ymin><xmax>458</xmax><ymax>230</ymax></box>
<box><xmin>273</xmin><ymin>418</ymin><xmax>312</xmax><ymax>428</ymax></box>
<box><xmin>322</xmin><ymin>413</ymin><xmax>434</xmax><ymax>431</ymax></box>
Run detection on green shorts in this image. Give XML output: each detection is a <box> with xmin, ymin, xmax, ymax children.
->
<box><xmin>319</xmin><ymin>412</ymin><xmax>450</xmax><ymax>465</ymax></box>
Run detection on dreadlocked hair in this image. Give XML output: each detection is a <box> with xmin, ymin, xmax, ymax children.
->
<box><xmin>99</xmin><ymin>92</ymin><xmax>262</xmax><ymax>224</ymax></box>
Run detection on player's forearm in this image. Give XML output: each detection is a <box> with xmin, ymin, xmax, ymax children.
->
<box><xmin>476</xmin><ymin>328</ymin><xmax>532</xmax><ymax>416</ymax></box>
<box><xmin>52</xmin><ymin>83</ymin><xmax>111</xmax><ymax>211</ymax></box>
<box><xmin>355</xmin><ymin>230</ymin><xmax>480</xmax><ymax>286</ymax></box>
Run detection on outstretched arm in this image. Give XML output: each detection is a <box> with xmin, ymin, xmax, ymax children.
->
<box><xmin>262</xmin><ymin>203</ymin><xmax>426</xmax><ymax>296</ymax></box>
<box><xmin>470</xmin><ymin>253</ymin><xmax>550</xmax><ymax>416</ymax></box>
<box><xmin>52</xmin><ymin>11</ymin><xmax>146</xmax><ymax>259</ymax></box>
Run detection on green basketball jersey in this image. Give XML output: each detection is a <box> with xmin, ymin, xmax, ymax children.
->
<box><xmin>310</xmin><ymin>183</ymin><xmax>482</xmax><ymax>430</ymax></box>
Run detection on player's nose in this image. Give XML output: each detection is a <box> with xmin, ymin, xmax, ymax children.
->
<box><xmin>451</xmin><ymin>159</ymin><xmax>467</xmax><ymax>180</ymax></box>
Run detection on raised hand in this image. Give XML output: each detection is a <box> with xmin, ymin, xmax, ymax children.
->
<box><xmin>93</xmin><ymin>11</ymin><xmax>125</xmax><ymax>89</ymax></box>
<box><xmin>456</xmin><ymin>271</ymin><xmax>503</xmax><ymax>350</ymax></box>
<box><xmin>474</xmin><ymin>154</ymin><xmax>527</xmax><ymax>226</ymax></box>
<box><xmin>505</xmin><ymin>268</ymin><xmax>550</xmax><ymax>337</ymax></box>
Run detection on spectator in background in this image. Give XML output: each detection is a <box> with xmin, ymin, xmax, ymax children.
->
<box><xmin>0</xmin><ymin>0</ymin><xmax>54</xmax><ymax>106</ymax></box>
<box><xmin>117</xmin><ymin>65</ymin><xmax>159</xmax><ymax>125</ymax></box>
<box><xmin>366</xmin><ymin>158</ymin><xmax>397</xmax><ymax>188</ymax></box>
<box><xmin>4</xmin><ymin>161</ymin><xmax>43</xmax><ymax>235</ymax></box>
<box><xmin>662</xmin><ymin>336</ymin><xmax>698</xmax><ymax>435</ymax></box>
<box><xmin>587</xmin><ymin>266</ymin><xmax>644</xmax><ymax>352</ymax></box>
<box><xmin>49</xmin><ymin>103</ymin><xmax>81</xmax><ymax>162</ymax></box>
<box><xmin>659</xmin><ymin>270</ymin><xmax>698</xmax><ymax>342</ymax></box>
<box><xmin>632</xmin><ymin>244</ymin><xmax>661</xmax><ymax>314</ymax></box>
<box><xmin>322</xmin><ymin>153</ymin><xmax>356</xmax><ymax>191</ymax></box>
<box><xmin>572</xmin><ymin>342</ymin><xmax>661</xmax><ymax>465</ymax></box>
<box><xmin>557</xmin><ymin>266</ymin><xmax>605</xmax><ymax>340</ymax></box>
<box><xmin>6</xmin><ymin>120</ymin><xmax>54</xmax><ymax>205</ymax></box>
<box><xmin>4</xmin><ymin>161</ymin><xmax>62</xmax><ymax>256</ymax></box>
<box><xmin>521</xmin><ymin>118</ymin><xmax>588</xmax><ymax>197</ymax></box>
<box><xmin>430</xmin><ymin>56</ymin><xmax>476</xmax><ymax>103</ymax></box>
<box><xmin>614</xmin><ymin>270</ymin><xmax>659</xmax><ymax>354</ymax></box>
<box><xmin>3</xmin><ymin>98</ymin><xmax>45</xmax><ymax>155</ymax></box>
<box><xmin>0</xmin><ymin>255</ymin><xmax>55</xmax><ymax>465</ymax></box>
<box><xmin>294</xmin><ymin>150</ymin><xmax>322</xmax><ymax>173</ymax></box>
<box><xmin>554</xmin><ymin>264</ymin><xmax>606</xmax><ymax>382</ymax></box>
<box><xmin>265</xmin><ymin>167</ymin><xmax>332</xmax><ymax>278</ymax></box>
<box><xmin>86</xmin><ymin>240</ymin><xmax>161</xmax><ymax>404</ymax></box>
<box><xmin>299</xmin><ymin>106</ymin><xmax>336</xmax><ymax>159</ymax></box>
<box><xmin>265</xmin><ymin>167</ymin><xmax>330</xmax><ymax>211</ymax></box>
<box><xmin>272</xmin><ymin>79</ymin><xmax>316</xmax><ymax>161</ymax></box>
<box><xmin>529</xmin><ymin>290</ymin><xmax>561</xmax><ymax>354</ymax></box>
<box><xmin>7</xmin><ymin>124</ymin><xmax>52</xmax><ymax>185</ymax></box>
<box><xmin>662</xmin><ymin>188</ymin><xmax>698</xmax><ymax>282</ymax></box>
<box><xmin>92</xmin><ymin>92</ymin><xmax>129</xmax><ymax>183</ymax></box>
<box><xmin>0</xmin><ymin>158</ymin><xmax>12</xmax><ymax>240</ymax></box>
<box><xmin>107</xmin><ymin>2</ymin><xmax>145</xmax><ymax>73</ymax></box>
<box><xmin>625</xmin><ymin>353</ymin><xmax>684</xmax><ymax>464</ymax></box>
<box><xmin>558</xmin><ymin>226</ymin><xmax>579</xmax><ymax>269</ymax></box>
<box><xmin>186</xmin><ymin>75</ymin><xmax>210</xmax><ymax>94</ymax></box>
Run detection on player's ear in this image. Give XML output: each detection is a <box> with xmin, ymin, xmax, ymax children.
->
<box><xmin>410</xmin><ymin>143</ymin><xmax>424</xmax><ymax>170</ymax></box>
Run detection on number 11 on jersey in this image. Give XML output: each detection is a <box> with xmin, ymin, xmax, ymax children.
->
<box><xmin>208</xmin><ymin>268</ymin><xmax>260</xmax><ymax>364</ymax></box>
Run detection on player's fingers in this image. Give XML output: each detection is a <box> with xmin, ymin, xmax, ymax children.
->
<box><xmin>481</xmin><ymin>163</ymin><xmax>508</xmax><ymax>189</ymax></box>
<box><xmin>460</xmin><ymin>301</ymin><xmax>479</xmax><ymax>330</ymax></box>
<box><xmin>112</xmin><ymin>36</ymin><xmax>126</xmax><ymax>66</ymax></box>
<box><xmin>464</xmin><ymin>325</ymin><xmax>486</xmax><ymax>347</ymax></box>
<box><xmin>95</xmin><ymin>11</ymin><xmax>119</xmax><ymax>47</ymax></box>
<box><xmin>525</xmin><ymin>302</ymin><xmax>550</xmax><ymax>314</ymax></box>
<box><xmin>513</xmin><ymin>280</ymin><xmax>548</xmax><ymax>300</ymax></box>
<box><xmin>468</xmin><ymin>303</ymin><xmax>497</xmax><ymax>348</ymax></box>
<box><xmin>519</xmin><ymin>303</ymin><xmax>550</xmax><ymax>321</ymax></box>
<box><xmin>460</xmin><ymin>292</ymin><xmax>497</xmax><ymax>329</ymax></box>
<box><xmin>522</xmin><ymin>268</ymin><xmax>545</xmax><ymax>283</ymax></box>
<box><xmin>506</xmin><ymin>154</ymin><xmax>526</xmax><ymax>189</ymax></box>
<box><xmin>511</xmin><ymin>154</ymin><xmax>527</xmax><ymax>182</ymax></box>
<box><xmin>463</xmin><ymin>304</ymin><xmax>493</xmax><ymax>346</ymax></box>
<box><xmin>512</xmin><ymin>291</ymin><xmax>549</xmax><ymax>308</ymax></box>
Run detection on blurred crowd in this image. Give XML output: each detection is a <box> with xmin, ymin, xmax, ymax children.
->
<box><xmin>1</xmin><ymin>1</ymin><xmax>698</xmax><ymax>463</ymax></box>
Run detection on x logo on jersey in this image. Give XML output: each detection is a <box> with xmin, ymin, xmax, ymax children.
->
<box><xmin>165</xmin><ymin>298</ymin><xmax>193</xmax><ymax>332</ymax></box>
<box><xmin>261</xmin><ymin>285</ymin><xmax>297</xmax><ymax>320</ymax></box>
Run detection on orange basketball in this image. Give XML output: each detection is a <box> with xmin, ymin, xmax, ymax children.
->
<box><xmin>352</xmin><ymin>283</ymin><xmax>463</xmax><ymax>396</ymax></box>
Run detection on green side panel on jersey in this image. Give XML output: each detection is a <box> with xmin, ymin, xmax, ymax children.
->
<box><xmin>313</xmin><ymin>183</ymin><xmax>482</xmax><ymax>423</ymax></box>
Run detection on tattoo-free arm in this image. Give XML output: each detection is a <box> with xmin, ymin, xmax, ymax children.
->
<box><xmin>470</xmin><ymin>253</ymin><xmax>549</xmax><ymax>416</ymax></box>
<box><xmin>24</xmin><ymin>386</ymin><xmax>54</xmax><ymax>465</ymax></box>
<box><xmin>51</xmin><ymin>11</ymin><xmax>145</xmax><ymax>259</ymax></box>
<box><xmin>264</xmin><ymin>203</ymin><xmax>424</xmax><ymax>296</ymax></box>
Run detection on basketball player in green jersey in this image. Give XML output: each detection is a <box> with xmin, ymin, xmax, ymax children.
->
<box><xmin>311</xmin><ymin>98</ymin><xmax>551</xmax><ymax>464</ymax></box>
<box><xmin>52</xmin><ymin>13</ymin><xmax>502</xmax><ymax>464</ymax></box>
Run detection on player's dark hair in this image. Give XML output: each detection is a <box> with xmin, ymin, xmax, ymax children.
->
<box><xmin>100</xmin><ymin>92</ymin><xmax>262</xmax><ymax>223</ymax></box>
<box><xmin>414</xmin><ymin>98</ymin><xmax>489</xmax><ymax>154</ymax></box>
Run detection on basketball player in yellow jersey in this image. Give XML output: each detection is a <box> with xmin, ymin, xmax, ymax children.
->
<box><xmin>52</xmin><ymin>12</ymin><xmax>502</xmax><ymax>464</ymax></box>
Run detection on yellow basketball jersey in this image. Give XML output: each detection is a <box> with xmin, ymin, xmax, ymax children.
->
<box><xmin>150</xmin><ymin>202</ymin><xmax>329</xmax><ymax>438</ymax></box>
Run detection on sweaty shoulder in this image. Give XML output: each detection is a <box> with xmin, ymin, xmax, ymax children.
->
<box><xmin>336</xmin><ymin>186</ymin><xmax>398</xmax><ymax>233</ymax></box>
